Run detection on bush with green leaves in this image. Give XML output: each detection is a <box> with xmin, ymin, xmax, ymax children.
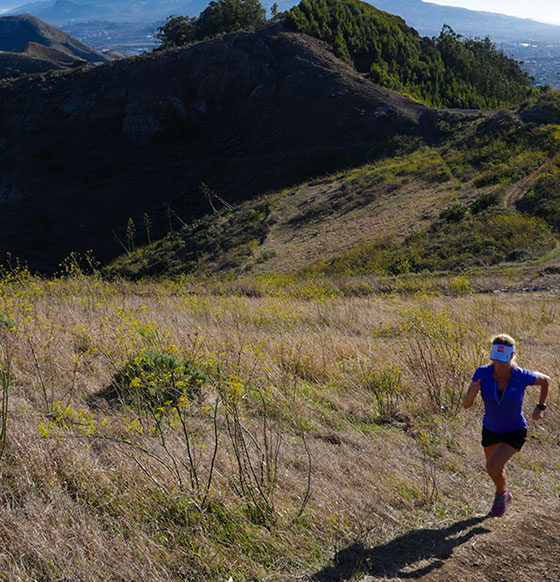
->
<box><xmin>304</xmin><ymin>207</ymin><xmax>555</xmax><ymax>276</ymax></box>
<box><xmin>156</xmin><ymin>0</ymin><xmax>266</xmax><ymax>49</ymax></box>
<box><xmin>111</xmin><ymin>351</ymin><xmax>212</xmax><ymax>410</ymax></box>
<box><xmin>519</xmin><ymin>166</ymin><xmax>560</xmax><ymax>230</ymax></box>
<box><xmin>470</xmin><ymin>191</ymin><xmax>500</xmax><ymax>214</ymax></box>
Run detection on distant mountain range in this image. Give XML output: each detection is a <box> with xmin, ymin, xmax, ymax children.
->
<box><xmin>371</xmin><ymin>0</ymin><xmax>560</xmax><ymax>42</ymax></box>
<box><xmin>0</xmin><ymin>13</ymin><xmax>113</xmax><ymax>78</ymax></box>
<box><xmin>5</xmin><ymin>0</ymin><xmax>560</xmax><ymax>42</ymax></box>
<box><xmin>5</xmin><ymin>0</ymin><xmax>213</xmax><ymax>24</ymax></box>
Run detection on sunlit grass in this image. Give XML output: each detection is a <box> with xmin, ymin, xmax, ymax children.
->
<box><xmin>0</xmin><ymin>266</ymin><xmax>559</xmax><ymax>580</ymax></box>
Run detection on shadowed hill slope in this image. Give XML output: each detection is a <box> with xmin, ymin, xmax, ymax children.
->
<box><xmin>105</xmin><ymin>98</ymin><xmax>560</xmax><ymax>280</ymax></box>
<box><xmin>0</xmin><ymin>20</ymin><xmax>445</xmax><ymax>272</ymax></box>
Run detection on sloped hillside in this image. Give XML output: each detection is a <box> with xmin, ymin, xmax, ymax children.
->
<box><xmin>106</xmin><ymin>103</ymin><xmax>560</xmax><ymax>280</ymax></box>
<box><xmin>0</xmin><ymin>13</ymin><xmax>113</xmax><ymax>61</ymax></box>
<box><xmin>0</xmin><ymin>14</ymin><xmax>112</xmax><ymax>78</ymax></box>
<box><xmin>0</xmin><ymin>19</ymin><xmax>441</xmax><ymax>273</ymax></box>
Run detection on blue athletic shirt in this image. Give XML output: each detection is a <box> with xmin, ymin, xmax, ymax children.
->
<box><xmin>471</xmin><ymin>365</ymin><xmax>538</xmax><ymax>433</ymax></box>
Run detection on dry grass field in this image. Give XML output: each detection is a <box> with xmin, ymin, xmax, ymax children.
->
<box><xmin>0</xmin><ymin>266</ymin><xmax>559</xmax><ymax>581</ymax></box>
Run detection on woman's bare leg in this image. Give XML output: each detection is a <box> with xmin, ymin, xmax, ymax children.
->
<box><xmin>484</xmin><ymin>443</ymin><xmax>517</xmax><ymax>493</ymax></box>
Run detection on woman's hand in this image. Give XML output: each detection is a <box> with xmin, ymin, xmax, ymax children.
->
<box><xmin>532</xmin><ymin>406</ymin><xmax>545</xmax><ymax>421</ymax></box>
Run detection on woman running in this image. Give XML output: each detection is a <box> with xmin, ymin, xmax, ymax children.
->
<box><xmin>463</xmin><ymin>334</ymin><xmax>550</xmax><ymax>517</ymax></box>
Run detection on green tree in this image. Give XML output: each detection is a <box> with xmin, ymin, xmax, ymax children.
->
<box><xmin>156</xmin><ymin>0</ymin><xmax>266</xmax><ymax>49</ymax></box>
<box><xmin>287</xmin><ymin>0</ymin><xmax>532</xmax><ymax>109</ymax></box>
<box><xmin>196</xmin><ymin>0</ymin><xmax>266</xmax><ymax>40</ymax></box>
<box><xmin>156</xmin><ymin>15</ymin><xmax>197</xmax><ymax>49</ymax></box>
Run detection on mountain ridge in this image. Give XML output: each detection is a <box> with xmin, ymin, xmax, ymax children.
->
<box><xmin>370</xmin><ymin>0</ymin><xmax>560</xmax><ymax>41</ymax></box>
<box><xmin>1</xmin><ymin>11</ymin><xmax>558</xmax><ymax>277</ymax></box>
<box><xmin>6</xmin><ymin>0</ymin><xmax>210</xmax><ymax>24</ymax></box>
<box><xmin>0</xmin><ymin>13</ymin><xmax>112</xmax><ymax>78</ymax></box>
<box><xmin>0</xmin><ymin>19</ymin><xmax>443</xmax><ymax>273</ymax></box>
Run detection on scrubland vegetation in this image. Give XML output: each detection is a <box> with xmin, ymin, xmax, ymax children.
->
<box><xmin>0</xmin><ymin>263</ymin><xmax>559</xmax><ymax>581</ymax></box>
<box><xmin>106</xmin><ymin>104</ymin><xmax>560</xmax><ymax>280</ymax></box>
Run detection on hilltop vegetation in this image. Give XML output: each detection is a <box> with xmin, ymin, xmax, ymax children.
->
<box><xmin>155</xmin><ymin>0</ymin><xmax>267</xmax><ymax>49</ymax></box>
<box><xmin>288</xmin><ymin>0</ymin><xmax>534</xmax><ymax>108</ymax></box>
<box><xmin>155</xmin><ymin>0</ymin><xmax>535</xmax><ymax>109</ymax></box>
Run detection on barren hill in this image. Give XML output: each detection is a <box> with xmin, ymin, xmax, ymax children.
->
<box><xmin>0</xmin><ymin>14</ymin><xmax>112</xmax><ymax>77</ymax></box>
<box><xmin>0</xmin><ymin>19</ymin><xmax>445</xmax><ymax>272</ymax></box>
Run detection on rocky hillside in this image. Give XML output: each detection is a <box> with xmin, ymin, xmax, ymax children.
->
<box><xmin>0</xmin><ymin>14</ymin><xmax>112</xmax><ymax>78</ymax></box>
<box><xmin>0</xmin><ymin>18</ymin><xmax>445</xmax><ymax>273</ymax></box>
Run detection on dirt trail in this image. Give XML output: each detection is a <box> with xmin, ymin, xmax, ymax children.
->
<box><xmin>311</xmin><ymin>495</ymin><xmax>560</xmax><ymax>581</ymax></box>
<box><xmin>502</xmin><ymin>159</ymin><xmax>553</xmax><ymax>209</ymax></box>
<box><xmin>477</xmin><ymin>157</ymin><xmax>560</xmax><ymax>277</ymax></box>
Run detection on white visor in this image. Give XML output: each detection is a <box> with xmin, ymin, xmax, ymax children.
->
<box><xmin>490</xmin><ymin>344</ymin><xmax>515</xmax><ymax>362</ymax></box>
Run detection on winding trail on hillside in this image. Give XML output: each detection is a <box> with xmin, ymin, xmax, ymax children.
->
<box><xmin>478</xmin><ymin>156</ymin><xmax>560</xmax><ymax>278</ymax></box>
<box><xmin>501</xmin><ymin>158</ymin><xmax>553</xmax><ymax>210</ymax></box>
<box><xmin>311</xmin><ymin>495</ymin><xmax>560</xmax><ymax>581</ymax></box>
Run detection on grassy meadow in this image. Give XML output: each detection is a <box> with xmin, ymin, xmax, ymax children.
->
<box><xmin>0</xmin><ymin>265</ymin><xmax>559</xmax><ymax>580</ymax></box>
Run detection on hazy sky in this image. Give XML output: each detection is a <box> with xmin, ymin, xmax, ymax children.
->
<box><xmin>429</xmin><ymin>0</ymin><xmax>560</xmax><ymax>25</ymax></box>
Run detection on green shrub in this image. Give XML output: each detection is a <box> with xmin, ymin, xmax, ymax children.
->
<box><xmin>111</xmin><ymin>351</ymin><xmax>212</xmax><ymax>410</ymax></box>
<box><xmin>156</xmin><ymin>0</ymin><xmax>266</xmax><ymax>49</ymax></box>
<box><xmin>361</xmin><ymin>364</ymin><xmax>405</xmax><ymax>423</ymax></box>
<box><xmin>470</xmin><ymin>191</ymin><xmax>499</xmax><ymax>214</ymax></box>
<box><xmin>439</xmin><ymin>203</ymin><xmax>467</xmax><ymax>223</ymax></box>
<box><xmin>519</xmin><ymin>168</ymin><xmax>560</xmax><ymax>230</ymax></box>
<box><xmin>0</xmin><ymin>314</ymin><xmax>15</xmax><ymax>330</ymax></box>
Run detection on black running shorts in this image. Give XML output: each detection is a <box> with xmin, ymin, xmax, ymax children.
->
<box><xmin>481</xmin><ymin>426</ymin><xmax>527</xmax><ymax>451</ymax></box>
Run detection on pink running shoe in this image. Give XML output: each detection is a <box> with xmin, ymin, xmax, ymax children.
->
<box><xmin>491</xmin><ymin>489</ymin><xmax>512</xmax><ymax>517</ymax></box>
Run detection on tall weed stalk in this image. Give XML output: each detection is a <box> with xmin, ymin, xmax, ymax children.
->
<box><xmin>0</xmin><ymin>324</ymin><xmax>14</xmax><ymax>457</ymax></box>
<box><xmin>0</xmin><ymin>359</ymin><xmax>10</xmax><ymax>456</ymax></box>
<box><xmin>401</xmin><ymin>306</ymin><xmax>485</xmax><ymax>416</ymax></box>
<box><xmin>220</xmin><ymin>379</ymin><xmax>312</xmax><ymax>525</ymax></box>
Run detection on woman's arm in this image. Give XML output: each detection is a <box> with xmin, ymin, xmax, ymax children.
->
<box><xmin>532</xmin><ymin>371</ymin><xmax>550</xmax><ymax>421</ymax></box>
<box><xmin>463</xmin><ymin>379</ymin><xmax>481</xmax><ymax>409</ymax></box>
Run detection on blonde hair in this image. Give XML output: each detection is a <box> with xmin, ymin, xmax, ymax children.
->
<box><xmin>491</xmin><ymin>334</ymin><xmax>515</xmax><ymax>347</ymax></box>
<box><xmin>491</xmin><ymin>333</ymin><xmax>517</xmax><ymax>364</ymax></box>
